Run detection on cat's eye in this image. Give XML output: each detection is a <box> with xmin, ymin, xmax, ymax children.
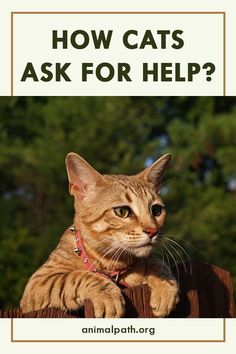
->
<box><xmin>113</xmin><ymin>206</ymin><xmax>131</xmax><ymax>218</ymax></box>
<box><xmin>151</xmin><ymin>204</ymin><xmax>163</xmax><ymax>217</ymax></box>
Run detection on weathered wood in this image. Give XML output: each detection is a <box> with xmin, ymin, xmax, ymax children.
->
<box><xmin>192</xmin><ymin>260</ymin><xmax>235</xmax><ymax>317</ymax></box>
<box><xmin>0</xmin><ymin>260</ymin><xmax>235</xmax><ymax>318</ymax></box>
<box><xmin>0</xmin><ymin>307</ymin><xmax>76</xmax><ymax>318</ymax></box>
<box><xmin>168</xmin><ymin>261</ymin><xmax>200</xmax><ymax>318</ymax></box>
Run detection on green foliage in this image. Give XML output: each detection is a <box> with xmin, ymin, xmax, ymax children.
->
<box><xmin>0</xmin><ymin>96</ymin><xmax>236</xmax><ymax>308</ymax></box>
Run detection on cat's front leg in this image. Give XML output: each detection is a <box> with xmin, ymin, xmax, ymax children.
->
<box><xmin>21</xmin><ymin>269</ymin><xmax>125</xmax><ymax>318</ymax></box>
<box><xmin>145</xmin><ymin>262</ymin><xmax>179</xmax><ymax>317</ymax></box>
<box><xmin>77</xmin><ymin>272</ymin><xmax>125</xmax><ymax>318</ymax></box>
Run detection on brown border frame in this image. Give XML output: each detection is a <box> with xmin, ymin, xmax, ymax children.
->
<box><xmin>10</xmin><ymin>318</ymin><xmax>226</xmax><ymax>343</ymax></box>
<box><xmin>10</xmin><ymin>11</ymin><xmax>226</xmax><ymax>96</ymax></box>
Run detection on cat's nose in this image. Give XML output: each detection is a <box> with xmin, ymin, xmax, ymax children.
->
<box><xmin>143</xmin><ymin>227</ymin><xmax>158</xmax><ymax>238</ymax></box>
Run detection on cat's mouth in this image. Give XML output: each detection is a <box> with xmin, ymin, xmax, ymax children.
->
<box><xmin>131</xmin><ymin>241</ymin><xmax>152</xmax><ymax>248</ymax></box>
<box><xmin>126</xmin><ymin>236</ymin><xmax>160</xmax><ymax>257</ymax></box>
<box><xmin>127</xmin><ymin>243</ymin><xmax>153</xmax><ymax>258</ymax></box>
<box><xmin>128</xmin><ymin>240</ymin><xmax>155</xmax><ymax>252</ymax></box>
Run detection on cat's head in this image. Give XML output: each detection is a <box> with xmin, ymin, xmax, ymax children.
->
<box><xmin>65</xmin><ymin>152</ymin><xmax>171</xmax><ymax>261</ymax></box>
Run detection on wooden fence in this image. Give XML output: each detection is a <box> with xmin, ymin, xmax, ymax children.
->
<box><xmin>0</xmin><ymin>260</ymin><xmax>235</xmax><ymax>318</ymax></box>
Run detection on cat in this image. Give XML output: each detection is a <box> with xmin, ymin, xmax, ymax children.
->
<box><xmin>20</xmin><ymin>152</ymin><xmax>179</xmax><ymax>318</ymax></box>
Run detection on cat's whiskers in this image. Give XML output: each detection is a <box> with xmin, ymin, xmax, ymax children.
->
<box><xmin>153</xmin><ymin>246</ymin><xmax>170</xmax><ymax>270</ymax></box>
<box><xmin>165</xmin><ymin>234</ymin><xmax>205</xmax><ymax>257</ymax></box>
<box><xmin>161</xmin><ymin>241</ymin><xmax>180</xmax><ymax>284</ymax></box>
<box><xmin>164</xmin><ymin>239</ymin><xmax>187</xmax><ymax>273</ymax></box>
<box><xmin>158</xmin><ymin>247</ymin><xmax>166</xmax><ymax>269</ymax></box>
<box><xmin>107</xmin><ymin>243</ymin><xmax>130</xmax><ymax>270</ymax></box>
<box><xmin>107</xmin><ymin>245</ymin><xmax>124</xmax><ymax>270</ymax></box>
<box><xmin>86</xmin><ymin>236</ymin><xmax>132</xmax><ymax>271</ymax></box>
<box><xmin>112</xmin><ymin>244</ymin><xmax>131</xmax><ymax>270</ymax></box>
<box><xmin>80</xmin><ymin>236</ymin><xmax>119</xmax><ymax>270</ymax></box>
<box><xmin>93</xmin><ymin>244</ymin><xmax>125</xmax><ymax>267</ymax></box>
<box><xmin>163</xmin><ymin>236</ymin><xmax>192</xmax><ymax>275</ymax></box>
<box><xmin>90</xmin><ymin>244</ymin><xmax>117</xmax><ymax>270</ymax></box>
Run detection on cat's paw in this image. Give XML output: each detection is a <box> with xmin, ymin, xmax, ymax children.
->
<box><xmin>86</xmin><ymin>281</ymin><xmax>125</xmax><ymax>318</ymax></box>
<box><xmin>150</xmin><ymin>280</ymin><xmax>179</xmax><ymax>317</ymax></box>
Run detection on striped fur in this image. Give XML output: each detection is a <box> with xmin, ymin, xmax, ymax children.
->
<box><xmin>20</xmin><ymin>153</ymin><xmax>179</xmax><ymax>317</ymax></box>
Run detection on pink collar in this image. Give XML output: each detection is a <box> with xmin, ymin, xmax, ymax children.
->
<box><xmin>70</xmin><ymin>227</ymin><xmax>129</xmax><ymax>287</ymax></box>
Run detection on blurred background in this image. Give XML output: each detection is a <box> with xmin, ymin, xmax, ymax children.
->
<box><xmin>0</xmin><ymin>96</ymin><xmax>236</xmax><ymax>308</ymax></box>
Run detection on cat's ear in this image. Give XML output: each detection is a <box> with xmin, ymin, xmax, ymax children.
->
<box><xmin>65</xmin><ymin>152</ymin><xmax>104</xmax><ymax>198</ymax></box>
<box><xmin>135</xmin><ymin>153</ymin><xmax>171</xmax><ymax>190</ymax></box>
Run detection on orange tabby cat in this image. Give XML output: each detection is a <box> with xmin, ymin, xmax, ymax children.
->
<box><xmin>20</xmin><ymin>152</ymin><xmax>179</xmax><ymax>317</ymax></box>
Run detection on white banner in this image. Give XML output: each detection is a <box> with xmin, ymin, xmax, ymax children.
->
<box><xmin>12</xmin><ymin>12</ymin><xmax>224</xmax><ymax>96</ymax></box>
<box><xmin>11</xmin><ymin>318</ymin><xmax>224</xmax><ymax>342</ymax></box>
